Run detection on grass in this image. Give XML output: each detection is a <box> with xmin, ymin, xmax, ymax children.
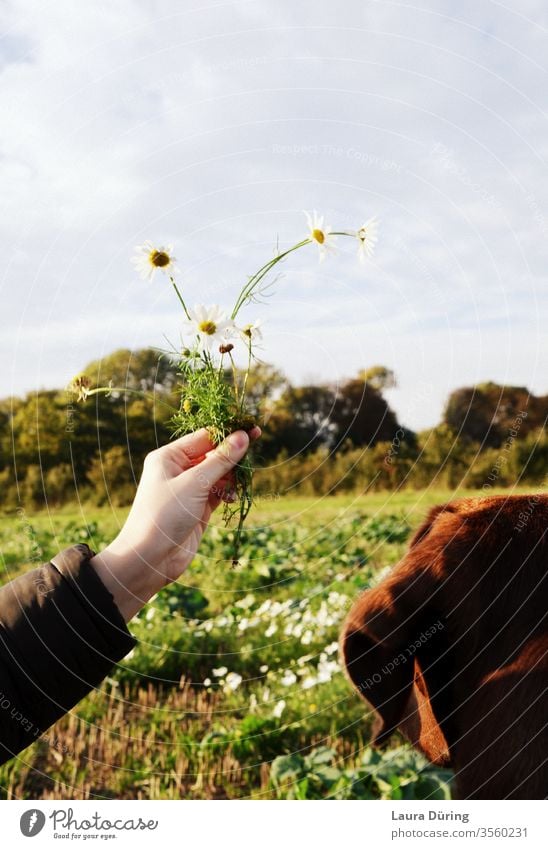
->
<box><xmin>0</xmin><ymin>486</ymin><xmax>534</xmax><ymax>800</ymax></box>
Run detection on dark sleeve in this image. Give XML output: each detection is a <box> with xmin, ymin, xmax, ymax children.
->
<box><xmin>0</xmin><ymin>544</ymin><xmax>136</xmax><ymax>764</ymax></box>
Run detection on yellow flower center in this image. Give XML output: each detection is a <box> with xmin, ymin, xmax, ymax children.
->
<box><xmin>150</xmin><ymin>250</ymin><xmax>170</xmax><ymax>268</ymax></box>
<box><xmin>182</xmin><ymin>399</ymin><xmax>192</xmax><ymax>413</ymax></box>
<box><xmin>312</xmin><ymin>228</ymin><xmax>325</xmax><ymax>244</ymax></box>
<box><xmin>198</xmin><ymin>320</ymin><xmax>217</xmax><ymax>335</ymax></box>
<box><xmin>243</xmin><ymin>325</ymin><xmax>253</xmax><ymax>337</ymax></box>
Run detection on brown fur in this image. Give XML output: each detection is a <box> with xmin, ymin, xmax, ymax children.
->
<box><xmin>340</xmin><ymin>494</ymin><xmax>548</xmax><ymax>799</ymax></box>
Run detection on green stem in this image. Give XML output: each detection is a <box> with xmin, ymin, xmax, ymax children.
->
<box><xmin>239</xmin><ymin>337</ymin><xmax>252</xmax><ymax>414</ymax></box>
<box><xmin>169</xmin><ymin>275</ymin><xmax>191</xmax><ymax>320</ymax></box>
<box><xmin>84</xmin><ymin>386</ymin><xmax>177</xmax><ymax>412</ymax></box>
<box><xmin>231</xmin><ymin>238</ymin><xmax>311</xmax><ymax>319</ymax></box>
<box><xmin>228</xmin><ymin>352</ymin><xmax>239</xmax><ymax>407</ymax></box>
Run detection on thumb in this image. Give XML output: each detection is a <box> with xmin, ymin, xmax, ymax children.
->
<box><xmin>185</xmin><ymin>430</ymin><xmax>250</xmax><ymax>494</ymax></box>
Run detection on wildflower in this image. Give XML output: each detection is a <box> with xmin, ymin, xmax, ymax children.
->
<box><xmin>238</xmin><ymin>318</ymin><xmax>263</xmax><ymax>344</ymax></box>
<box><xmin>224</xmin><ymin>671</ymin><xmax>243</xmax><ymax>692</ymax></box>
<box><xmin>219</xmin><ymin>342</ymin><xmax>234</xmax><ymax>354</ymax></box>
<box><xmin>356</xmin><ymin>218</ymin><xmax>378</xmax><ymax>263</ymax></box>
<box><xmin>183</xmin><ymin>304</ymin><xmax>233</xmax><ymax>351</ymax></box>
<box><xmin>272</xmin><ymin>699</ymin><xmax>286</xmax><ymax>718</ymax></box>
<box><xmin>68</xmin><ymin>374</ymin><xmax>92</xmax><ymax>402</ymax></box>
<box><xmin>304</xmin><ymin>210</ymin><xmax>337</xmax><ymax>261</ymax></box>
<box><xmin>259</xmin><ymin>664</ymin><xmax>269</xmax><ymax>673</ymax></box>
<box><xmin>182</xmin><ymin>398</ymin><xmax>192</xmax><ymax>414</ymax></box>
<box><xmin>212</xmin><ymin>666</ymin><xmax>228</xmax><ymax>677</ymax></box>
<box><xmin>203</xmin><ymin>678</ymin><xmax>212</xmax><ymax>687</ymax></box>
<box><xmin>132</xmin><ymin>241</ymin><xmax>177</xmax><ymax>280</ymax></box>
<box><xmin>280</xmin><ymin>670</ymin><xmax>297</xmax><ymax>686</ymax></box>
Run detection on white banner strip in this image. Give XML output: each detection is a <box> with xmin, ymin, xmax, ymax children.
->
<box><xmin>3</xmin><ymin>799</ymin><xmax>547</xmax><ymax>848</ymax></box>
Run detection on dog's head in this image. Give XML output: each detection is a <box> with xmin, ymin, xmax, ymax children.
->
<box><xmin>340</xmin><ymin>505</ymin><xmax>456</xmax><ymax>765</ymax></box>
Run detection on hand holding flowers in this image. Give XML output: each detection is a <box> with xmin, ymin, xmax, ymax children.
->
<box><xmin>70</xmin><ymin>211</ymin><xmax>378</xmax><ymax>563</ymax></box>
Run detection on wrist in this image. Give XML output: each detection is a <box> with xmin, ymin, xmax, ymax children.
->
<box><xmin>90</xmin><ymin>543</ymin><xmax>164</xmax><ymax>623</ymax></box>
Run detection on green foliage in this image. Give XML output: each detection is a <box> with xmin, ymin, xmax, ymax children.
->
<box><xmin>0</xmin><ymin>356</ymin><xmax>545</xmax><ymax>520</ymax></box>
<box><xmin>444</xmin><ymin>383</ymin><xmax>546</xmax><ymax>448</ymax></box>
<box><xmin>270</xmin><ymin>745</ymin><xmax>452</xmax><ymax>800</ymax></box>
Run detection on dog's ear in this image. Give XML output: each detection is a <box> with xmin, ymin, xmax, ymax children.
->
<box><xmin>341</xmin><ymin>507</ymin><xmax>448</xmax><ymax>745</ymax></box>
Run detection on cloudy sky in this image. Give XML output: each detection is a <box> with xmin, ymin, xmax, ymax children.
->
<box><xmin>1</xmin><ymin>0</ymin><xmax>547</xmax><ymax>430</ymax></box>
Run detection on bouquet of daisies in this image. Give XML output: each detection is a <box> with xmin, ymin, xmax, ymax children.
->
<box><xmin>71</xmin><ymin>212</ymin><xmax>377</xmax><ymax>562</ymax></box>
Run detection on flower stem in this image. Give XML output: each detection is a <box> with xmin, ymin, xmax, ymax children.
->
<box><xmin>84</xmin><ymin>386</ymin><xmax>177</xmax><ymax>411</ymax></box>
<box><xmin>231</xmin><ymin>238</ymin><xmax>311</xmax><ymax>319</ymax></box>
<box><xmin>169</xmin><ymin>275</ymin><xmax>191</xmax><ymax>320</ymax></box>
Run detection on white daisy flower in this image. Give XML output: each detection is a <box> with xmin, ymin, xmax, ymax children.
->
<box><xmin>131</xmin><ymin>241</ymin><xmax>177</xmax><ymax>280</ymax></box>
<box><xmin>224</xmin><ymin>671</ymin><xmax>243</xmax><ymax>692</ymax></box>
<box><xmin>272</xmin><ymin>699</ymin><xmax>286</xmax><ymax>718</ymax></box>
<box><xmin>183</xmin><ymin>304</ymin><xmax>234</xmax><ymax>351</ymax></box>
<box><xmin>356</xmin><ymin>218</ymin><xmax>378</xmax><ymax>263</ymax></box>
<box><xmin>238</xmin><ymin>318</ymin><xmax>264</xmax><ymax>345</ymax></box>
<box><xmin>212</xmin><ymin>666</ymin><xmax>228</xmax><ymax>677</ymax></box>
<box><xmin>280</xmin><ymin>670</ymin><xmax>297</xmax><ymax>687</ymax></box>
<box><xmin>304</xmin><ymin>210</ymin><xmax>337</xmax><ymax>261</ymax></box>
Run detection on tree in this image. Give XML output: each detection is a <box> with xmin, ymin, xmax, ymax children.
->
<box><xmin>331</xmin><ymin>375</ymin><xmax>402</xmax><ymax>448</ymax></box>
<box><xmin>444</xmin><ymin>383</ymin><xmax>547</xmax><ymax>448</ymax></box>
<box><xmin>359</xmin><ymin>365</ymin><xmax>397</xmax><ymax>392</ymax></box>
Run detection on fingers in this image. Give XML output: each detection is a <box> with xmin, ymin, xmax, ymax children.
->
<box><xmin>148</xmin><ymin>428</ymin><xmax>214</xmax><ymax>471</ymax></box>
<box><xmin>186</xmin><ymin>430</ymin><xmax>250</xmax><ymax>494</ymax></box>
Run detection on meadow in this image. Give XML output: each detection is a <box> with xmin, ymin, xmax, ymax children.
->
<box><xmin>0</xmin><ymin>487</ymin><xmax>527</xmax><ymax>800</ymax></box>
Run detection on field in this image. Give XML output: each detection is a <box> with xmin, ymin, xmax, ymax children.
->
<box><xmin>0</xmin><ymin>487</ymin><xmax>525</xmax><ymax>800</ymax></box>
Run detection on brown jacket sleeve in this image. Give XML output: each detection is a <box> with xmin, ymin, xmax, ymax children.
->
<box><xmin>0</xmin><ymin>543</ymin><xmax>136</xmax><ymax>764</ymax></box>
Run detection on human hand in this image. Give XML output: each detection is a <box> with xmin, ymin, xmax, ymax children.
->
<box><xmin>91</xmin><ymin>427</ymin><xmax>259</xmax><ymax>622</ymax></box>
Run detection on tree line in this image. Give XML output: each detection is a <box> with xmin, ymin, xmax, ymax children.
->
<box><xmin>0</xmin><ymin>348</ymin><xmax>546</xmax><ymax>511</ymax></box>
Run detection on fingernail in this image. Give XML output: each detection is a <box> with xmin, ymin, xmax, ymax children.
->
<box><xmin>227</xmin><ymin>431</ymin><xmax>248</xmax><ymax>451</ymax></box>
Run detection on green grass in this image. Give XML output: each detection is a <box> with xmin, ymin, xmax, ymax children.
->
<box><xmin>0</xmin><ymin>486</ymin><xmax>534</xmax><ymax>799</ymax></box>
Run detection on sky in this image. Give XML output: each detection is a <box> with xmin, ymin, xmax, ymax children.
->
<box><xmin>1</xmin><ymin>0</ymin><xmax>547</xmax><ymax>431</ymax></box>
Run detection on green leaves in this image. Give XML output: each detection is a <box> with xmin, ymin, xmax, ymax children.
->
<box><xmin>270</xmin><ymin>745</ymin><xmax>453</xmax><ymax>800</ymax></box>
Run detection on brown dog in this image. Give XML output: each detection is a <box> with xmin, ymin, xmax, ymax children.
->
<box><xmin>340</xmin><ymin>494</ymin><xmax>548</xmax><ymax>799</ymax></box>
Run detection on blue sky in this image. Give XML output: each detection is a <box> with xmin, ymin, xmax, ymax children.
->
<box><xmin>1</xmin><ymin>0</ymin><xmax>547</xmax><ymax>429</ymax></box>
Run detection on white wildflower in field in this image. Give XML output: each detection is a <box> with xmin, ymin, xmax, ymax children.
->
<box><xmin>302</xmin><ymin>676</ymin><xmax>317</xmax><ymax>690</ymax></box>
<box><xmin>265</xmin><ymin>623</ymin><xmax>278</xmax><ymax>637</ymax></box>
<box><xmin>272</xmin><ymin>699</ymin><xmax>286</xmax><ymax>718</ymax></box>
<box><xmin>224</xmin><ymin>672</ymin><xmax>243</xmax><ymax>692</ymax></box>
<box><xmin>145</xmin><ymin>608</ymin><xmax>155</xmax><ymax>621</ymax></box>
<box><xmin>132</xmin><ymin>242</ymin><xmax>177</xmax><ymax>280</ymax></box>
<box><xmin>203</xmin><ymin>678</ymin><xmax>212</xmax><ymax>687</ymax></box>
<box><xmin>280</xmin><ymin>670</ymin><xmax>297</xmax><ymax>687</ymax></box>
<box><xmin>212</xmin><ymin>666</ymin><xmax>228</xmax><ymax>677</ymax></box>
<box><xmin>259</xmin><ymin>664</ymin><xmax>269</xmax><ymax>673</ymax></box>
<box><xmin>301</xmin><ymin>629</ymin><xmax>313</xmax><ymax>645</ymax></box>
<box><xmin>325</xmin><ymin>642</ymin><xmax>339</xmax><ymax>655</ymax></box>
